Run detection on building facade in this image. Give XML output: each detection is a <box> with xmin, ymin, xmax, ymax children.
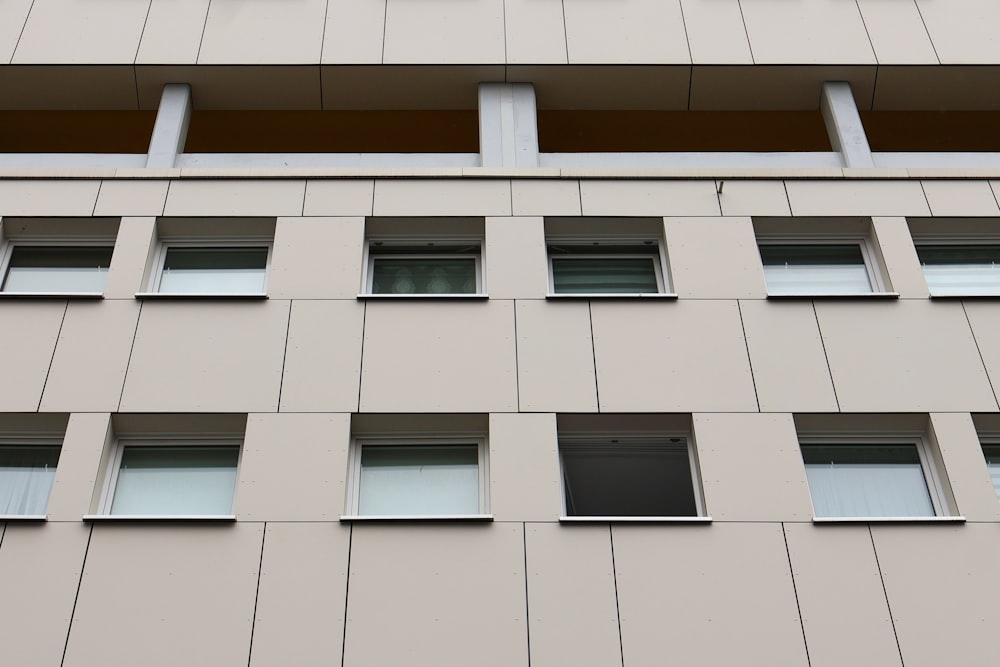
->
<box><xmin>1</xmin><ymin>1</ymin><xmax>1000</xmax><ymax>665</ymax></box>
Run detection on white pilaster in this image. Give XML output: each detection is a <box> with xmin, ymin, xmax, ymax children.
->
<box><xmin>821</xmin><ymin>81</ymin><xmax>874</xmax><ymax>169</ymax></box>
<box><xmin>146</xmin><ymin>83</ymin><xmax>193</xmax><ymax>169</ymax></box>
<box><xmin>478</xmin><ymin>83</ymin><xmax>539</xmax><ymax>168</ymax></box>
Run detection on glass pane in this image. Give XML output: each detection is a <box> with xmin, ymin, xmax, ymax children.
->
<box><xmin>111</xmin><ymin>446</ymin><xmax>239</xmax><ymax>515</ymax></box>
<box><xmin>159</xmin><ymin>247</ymin><xmax>268</xmax><ymax>294</ymax></box>
<box><xmin>371</xmin><ymin>257</ymin><xmax>478</xmax><ymax>294</ymax></box>
<box><xmin>982</xmin><ymin>444</ymin><xmax>1000</xmax><ymax>502</ymax></box>
<box><xmin>917</xmin><ymin>245</ymin><xmax>1000</xmax><ymax>296</ymax></box>
<box><xmin>358</xmin><ymin>445</ymin><xmax>479</xmax><ymax>515</ymax></box>
<box><xmin>0</xmin><ymin>446</ymin><xmax>59</xmax><ymax>515</ymax></box>
<box><xmin>802</xmin><ymin>444</ymin><xmax>935</xmax><ymax>517</ymax></box>
<box><xmin>551</xmin><ymin>257</ymin><xmax>660</xmax><ymax>294</ymax></box>
<box><xmin>3</xmin><ymin>246</ymin><xmax>113</xmax><ymax>293</ymax></box>
<box><xmin>760</xmin><ymin>244</ymin><xmax>872</xmax><ymax>295</ymax></box>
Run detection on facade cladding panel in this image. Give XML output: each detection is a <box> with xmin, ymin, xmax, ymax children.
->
<box><xmin>1</xmin><ymin>1</ymin><xmax>1000</xmax><ymax>665</ymax></box>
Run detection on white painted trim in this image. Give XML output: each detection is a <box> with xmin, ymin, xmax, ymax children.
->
<box><xmin>821</xmin><ymin>81</ymin><xmax>873</xmax><ymax>169</ymax></box>
<box><xmin>766</xmin><ymin>292</ymin><xmax>899</xmax><ymax>300</ymax></box>
<box><xmin>540</xmin><ymin>152</ymin><xmax>844</xmax><ymax>168</ymax></box>
<box><xmin>0</xmin><ymin>154</ymin><xmax>147</xmax><ymax>168</ymax></box>
<box><xmin>146</xmin><ymin>84</ymin><xmax>192</xmax><ymax>169</ymax></box>
<box><xmin>135</xmin><ymin>293</ymin><xmax>268</xmax><ymax>300</ymax></box>
<box><xmin>812</xmin><ymin>516</ymin><xmax>966</xmax><ymax>524</ymax></box>
<box><xmin>339</xmin><ymin>514</ymin><xmax>494</xmax><ymax>521</ymax></box>
<box><xmin>546</xmin><ymin>293</ymin><xmax>678</xmax><ymax>299</ymax></box>
<box><xmin>0</xmin><ymin>292</ymin><xmax>104</xmax><ymax>299</ymax></box>
<box><xmin>0</xmin><ymin>515</ymin><xmax>47</xmax><ymax>521</ymax></box>
<box><xmin>176</xmin><ymin>153</ymin><xmax>480</xmax><ymax>168</ymax></box>
<box><xmin>83</xmin><ymin>514</ymin><xmax>237</xmax><ymax>521</ymax></box>
<box><xmin>559</xmin><ymin>516</ymin><xmax>712</xmax><ymax>523</ymax></box>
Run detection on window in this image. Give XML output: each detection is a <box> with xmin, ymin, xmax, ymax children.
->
<box><xmin>560</xmin><ymin>435</ymin><xmax>704</xmax><ymax>519</ymax></box>
<box><xmin>364</xmin><ymin>242</ymin><xmax>482</xmax><ymax>296</ymax></box>
<box><xmin>758</xmin><ymin>242</ymin><xmax>883</xmax><ymax>296</ymax></box>
<box><xmin>0</xmin><ymin>245</ymin><xmax>113</xmax><ymax>294</ymax></box>
<box><xmin>97</xmin><ymin>441</ymin><xmax>240</xmax><ymax>517</ymax></box>
<box><xmin>800</xmin><ymin>440</ymin><xmax>947</xmax><ymax>519</ymax></box>
<box><xmin>346</xmin><ymin>438</ymin><xmax>489</xmax><ymax>518</ymax></box>
<box><xmin>982</xmin><ymin>443</ymin><xmax>1000</xmax><ymax>502</ymax></box>
<box><xmin>0</xmin><ymin>444</ymin><xmax>60</xmax><ymax>517</ymax></box>
<box><xmin>547</xmin><ymin>241</ymin><xmax>667</xmax><ymax>295</ymax></box>
<box><xmin>915</xmin><ymin>244</ymin><xmax>1000</xmax><ymax>296</ymax></box>
<box><xmin>150</xmin><ymin>244</ymin><xmax>270</xmax><ymax>295</ymax></box>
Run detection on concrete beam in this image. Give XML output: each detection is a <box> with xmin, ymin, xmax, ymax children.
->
<box><xmin>146</xmin><ymin>84</ymin><xmax>192</xmax><ymax>168</ymax></box>
<box><xmin>478</xmin><ymin>83</ymin><xmax>539</xmax><ymax>168</ymax></box>
<box><xmin>821</xmin><ymin>81</ymin><xmax>874</xmax><ymax>169</ymax></box>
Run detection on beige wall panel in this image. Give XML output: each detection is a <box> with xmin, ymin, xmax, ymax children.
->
<box><xmin>344</xmin><ymin>523</ymin><xmax>527</xmax><ymax>667</ymax></box>
<box><xmin>0</xmin><ymin>0</ymin><xmax>32</xmax><ymax>64</ymax></box>
<box><xmin>516</xmin><ymin>300</ymin><xmax>598</xmax><ymax>412</ymax></box>
<box><xmin>504</xmin><ymin>0</ymin><xmax>567</xmax><ymax>64</ymax></box>
<box><xmin>872</xmin><ymin>523</ymin><xmax>1000</xmax><ymax>667</ymax></box>
<box><xmin>302</xmin><ymin>180</ymin><xmax>374</xmax><ymax>216</ymax></box>
<box><xmin>279</xmin><ymin>300</ymin><xmax>364</xmax><ymax>413</ymax></box>
<box><xmin>12</xmin><ymin>0</ymin><xmax>149</xmax><ymax>64</ymax></box>
<box><xmin>163</xmin><ymin>180</ymin><xmax>306</xmax><ymax>217</ymax></box>
<box><xmin>992</xmin><ymin>180</ymin><xmax>1000</xmax><ymax>205</ymax></box>
<box><xmin>680</xmin><ymin>0</ymin><xmax>753</xmax><ymax>64</ymax></box>
<box><xmin>580</xmin><ymin>181</ymin><xmax>720</xmax><ymax>217</ymax></box>
<box><xmin>489</xmin><ymin>413</ymin><xmax>561</xmax><ymax>521</ymax></box>
<box><xmin>785</xmin><ymin>181</ymin><xmax>931</xmax><ymax>217</ymax></box>
<box><xmin>360</xmin><ymin>301</ymin><xmax>517</xmax><ymax>412</ymax></box>
<box><xmin>921</xmin><ymin>180</ymin><xmax>1000</xmax><ymax>217</ymax></box>
<box><xmin>664</xmin><ymin>217</ymin><xmax>767</xmax><ymax>298</ymax></box>
<box><xmin>693</xmin><ymin>413</ymin><xmax>814</xmax><ymax>520</ymax></box>
<box><xmin>250</xmin><ymin>523</ymin><xmax>351</xmax><ymax>667</ymax></box>
<box><xmin>526</xmin><ymin>523</ymin><xmax>622</xmax><ymax>667</ymax></box>
<box><xmin>199</xmin><ymin>0</ymin><xmax>327</xmax><ymax>64</ymax></box>
<box><xmin>591</xmin><ymin>300</ymin><xmax>757</xmax><ymax>412</ymax></box>
<box><xmin>102</xmin><ymin>216</ymin><xmax>157</xmax><ymax>299</ymax></box>
<box><xmin>740</xmin><ymin>301</ymin><xmax>839</xmax><ymax>412</ymax></box>
<box><xmin>0</xmin><ymin>180</ymin><xmax>100</xmax><ymax>216</ymax></box>
<box><xmin>963</xmin><ymin>302</ymin><xmax>1000</xmax><ymax>411</ymax></box>
<box><xmin>94</xmin><ymin>181</ymin><xmax>169</xmax><ymax>217</ymax></box>
<box><xmin>511</xmin><ymin>180</ymin><xmax>581</xmax><ymax>216</ymax></box>
<box><xmin>741</xmin><ymin>0</ymin><xmax>875</xmax><ymax>64</ymax></box>
<box><xmin>135</xmin><ymin>0</ymin><xmax>210</xmax><ymax>64</ymax></box>
<box><xmin>563</xmin><ymin>0</ymin><xmax>689</xmax><ymax>64</ymax></box>
<box><xmin>236</xmin><ymin>413</ymin><xmax>350</xmax><ymax>521</ymax></box>
<box><xmin>322</xmin><ymin>0</ymin><xmax>385</xmax><ymax>64</ymax></box>
<box><xmin>65</xmin><ymin>524</ymin><xmax>263</xmax><ymax>667</ymax></box>
<box><xmin>929</xmin><ymin>413</ymin><xmax>1000</xmax><ymax>521</ymax></box>
<box><xmin>718</xmin><ymin>180</ymin><xmax>791</xmax><ymax>216</ymax></box>
<box><xmin>816</xmin><ymin>300</ymin><xmax>997</xmax><ymax>412</ymax></box>
<box><xmin>373</xmin><ymin>179</ymin><xmax>512</xmax><ymax>216</ymax></box>
<box><xmin>119</xmin><ymin>300</ymin><xmax>290</xmax><ymax>412</ymax></box>
<box><xmin>871</xmin><ymin>216</ymin><xmax>929</xmax><ymax>299</ymax></box>
<box><xmin>613</xmin><ymin>523</ymin><xmax>807</xmax><ymax>666</ymax></box>
<box><xmin>512</xmin><ymin>65</ymin><xmax>691</xmax><ymax>110</ymax></box>
<box><xmin>784</xmin><ymin>524</ymin><xmax>901</xmax><ymax>667</ymax></box>
<box><xmin>269</xmin><ymin>216</ymin><xmax>364</xmax><ymax>299</ymax></box>
<box><xmin>383</xmin><ymin>0</ymin><xmax>505</xmax><ymax>64</ymax></box>
<box><xmin>485</xmin><ymin>216</ymin><xmax>548</xmax><ymax>299</ymax></box>
<box><xmin>856</xmin><ymin>0</ymin><xmax>937</xmax><ymax>64</ymax></box>
<box><xmin>40</xmin><ymin>301</ymin><xmax>140</xmax><ymax>412</ymax></box>
<box><xmin>46</xmin><ymin>413</ymin><xmax>111</xmax><ymax>521</ymax></box>
<box><xmin>691</xmin><ymin>65</ymin><xmax>876</xmax><ymax>110</ymax></box>
<box><xmin>0</xmin><ymin>302</ymin><xmax>64</xmax><ymax>411</ymax></box>
<box><xmin>915</xmin><ymin>0</ymin><xmax>1000</xmax><ymax>64</ymax></box>
<box><xmin>0</xmin><ymin>523</ymin><xmax>90</xmax><ymax>667</ymax></box>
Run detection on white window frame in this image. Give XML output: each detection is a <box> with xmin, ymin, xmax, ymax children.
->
<box><xmin>799</xmin><ymin>434</ymin><xmax>961</xmax><ymax>523</ymax></box>
<box><xmin>558</xmin><ymin>432</ymin><xmax>709</xmax><ymax>522</ymax></box>
<box><xmin>360</xmin><ymin>237</ymin><xmax>485</xmax><ymax>298</ymax></box>
<box><xmin>978</xmin><ymin>434</ymin><xmax>1000</xmax><ymax>502</ymax></box>
<box><xmin>545</xmin><ymin>236</ymin><xmax>674</xmax><ymax>298</ymax></box>
<box><xmin>86</xmin><ymin>435</ymin><xmax>243</xmax><ymax>521</ymax></box>
<box><xmin>757</xmin><ymin>235</ymin><xmax>896</xmax><ymax>298</ymax></box>
<box><xmin>0</xmin><ymin>237</ymin><xmax>115</xmax><ymax>298</ymax></box>
<box><xmin>342</xmin><ymin>435</ymin><xmax>491</xmax><ymax>520</ymax></box>
<box><xmin>138</xmin><ymin>237</ymin><xmax>273</xmax><ymax>298</ymax></box>
<box><xmin>910</xmin><ymin>233</ymin><xmax>1000</xmax><ymax>298</ymax></box>
<box><xmin>0</xmin><ymin>433</ymin><xmax>63</xmax><ymax>520</ymax></box>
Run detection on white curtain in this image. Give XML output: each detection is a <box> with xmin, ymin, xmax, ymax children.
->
<box><xmin>0</xmin><ymin>448</ymin><xmax>59</xmax><ymax>515</ymax></box>
<box><xmin>806</xmin><ymin>462</ymin><xmax>935</xmax><ymax>517</ymax></box>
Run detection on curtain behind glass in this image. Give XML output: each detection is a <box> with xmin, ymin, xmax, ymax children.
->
<box><xmin>3</xmin><ymin>246</ymin><xmax>113</xmax><ymax>293</ymax></box>
<box><xmin>983</xmin><ymin>444</ymin><xmax>1000</xmax><ymax>502</ymax></box>
<box><xmin>760</xmin><ymin>244</ymin><xmax>871</xmax><ymax>295</ymax></box>
<box><xmin>159</xmin><ymin>247</ymin><xmax>268</xmax><ymax>294</ymax></box>
<box><xmin>551</xmin><ymin>257</ymin><xmax>659</xmax><ymax>294</ymax></box>
<box><xmin>0</xmin><ymin>446</ymin><xmax>60</xmax><ymax>515</ymax></box>
<box><xmin>371</xmin><ymin>257</ymin><xmax>477</xmax><ymax>294</ymax></box>
<box><xmin>111</xmin><ymin>446</ymin><xmax>239</xmax><ymax>515</ymax></box>
<box><xmin>917</xmin><ymin>245</ymin><xmax>1000</xmax><ymax>296</ymax></box>
<box><xmin>802</xmin><ymin>444</ymin><xmax>935</xmax><ymax>517</ymax></box>
<box><xmin>359</xmin><ymin>445</ymin><xmax>479</xmax><ymax>515</ymax></box>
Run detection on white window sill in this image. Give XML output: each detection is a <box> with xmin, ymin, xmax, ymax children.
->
<box><xmin>546</xmin><ymin>293</ymin><xmax>679</xmax><ymax>300</ymax></box>
<box><xmin>82</xmin><ymin>514</ymin><xmax>237</xmax><ymax>521</ymax></box>
<box><xmin>767</xmin><ymin>292</ymin><xmax>899</xmax><ymax>300</ymax></box>
<box><xmin>134</xmin><ymin>292</ymin><xmax>268</xmax><ymax>300</ymax></box>
<box><xmin>929</xmin><ymin>293</ymin><xmax>1000</xmax><ymax>299</ymax></box>
<box><xmin>812</xmin><ymin>516</ymin><xmax>966</xmax><ymax>524</ymax></box>
<box><xmin>0</xmin><ymin>291</ymin><xmax>103</xmax><ymax>299</ymax></box>
<box><xmin>0</xmin><ymin>514</ymin><xmax>47</xmax><ymax>521</ymax></box>
<box><xmin>560</xmin><ymin>515</ymin><xmax>712</xmax><ymax>523</ymax></box>
<box><xmin>356</xmin><ymin>293</ymin><xmax>489</xmax><ymax>300</ymax></box>
<box><xmin>339</xmin><ymin>514</ymin><xmax>494</xmax><ymax>522</ymax></box>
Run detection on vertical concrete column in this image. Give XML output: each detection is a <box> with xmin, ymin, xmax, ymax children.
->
<box><xmin>820</xmin><ymin>81</ymin><xmax>874</xmax><ymax>168</ymax></box>
<box><xmin>478</xmin><ymin>83</ymin><xmax>539</xmax><ymax>167</ymax></box>
<box><xmin>145</xmin><ymin>83</ymin><xmax>192</xmax><ymax>168</ymax></box>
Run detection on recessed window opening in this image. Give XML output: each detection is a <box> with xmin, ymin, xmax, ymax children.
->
<box><xmin>915</xmin><ymin>244</ymin><xmax>1000</xmax><ymax>296</ymax></box>
<box><xmin>759</xmin><ymin>243</ymin><xmax>874</xmax><ymax>295</ymax></box>
<box><xmin>368</xmin><ymin>243</ymin><xmax>481</xmax><ymax>295</ymax></box>
<box><xmin>1</xmin><ymin>245</ymin><xmax>114</xmax><ymax>293</ymax></box>
<box><xmin>0</xmin><ymin>445</ymin><xmax>60</xmax><ymax>515</ymax></box>
<box><xmin>981</xmin><ymin>443</ymin><xmax>1000</xmax><ymax>502</ymax></box>
<box><xmin>155</xmin><ymin>246</ymin><xmax>269</xmax><ymax>294</ymax></box>
<box><xmin>548</xmin><ymin>242</ymin><xmax>664</xmax><ymax>294</ymax></box>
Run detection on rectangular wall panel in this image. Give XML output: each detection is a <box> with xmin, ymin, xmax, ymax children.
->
<box><xmin>135</xmin><ymin>0</ymin><xmax>210</xmax><ymax>64</ymax></box>
<box><xmin>856</xmin><ymin>0</ymin><xmax>937</xmax><ymax>64</ymax></box>
<box><xmin>664</xmin><ymin>217</ymin><xmax>767</xmax><ymax>298</ymax></box>
<box><xmin>46</xmin><ymin>413</ymin><xmax>112</xmax><ymax>521</ymax></box>
<box><xmin>488</xmin><ymin>413</ymin><xmax>562</xmax><ymax>521</ymax></box>
<box><xmin>485</xmin><ymin>217</ymin><xmax>549</xmax><ymax>299</ymax></box>
<box><xmin>0</xmin><ymin>302</ymin><xmax>65</xmax><ymax>411</ymax></box>
<box><xmin>383</xmin><ymin>0</ymin><xmax>505</xmax><ymax>64</ymax></box>
<box><xmin>269</xmin><ymin>216</ymin><xmax>365</xmax><ymax>299</ymax></box>
<box><xmin>198</xmin><ymin>0</ymin><xmax>327</xmax><ymax>64</ymax></box>
<box><xmin>916</xmin><ymin>0</ymin><xmax>1000</xmax><ymax>64</ymax></box>
<box><xmin>741</xmin><ymin>0</ymin><xmax>876</xmax><ymax>64</ymax></box>
<box><xmin>564</xmin><ymin>0</ymin><xmax>689</xmax><ymax>64</ymax></box>
<box><xmin>13</xmin><ymin>0</ymin><xmax>150</xmax><ymax>64</ymax></box>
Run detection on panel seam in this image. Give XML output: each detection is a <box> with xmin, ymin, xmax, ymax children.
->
<box><xmin>10</xmin><ymin>0</ymin><xmax>37</xmax><ymax>63</ymax></box>
<box><xmin>275</xmin><ymin>300</ymin><xmax>295</xmax><ymax>412</ymax></box>
<box><xmin>868</xmin><ymin>525</ymin><xmax>907</xmax><ymax>666</ymax></box>
<box><xmin>90</xmin><ymin>180</ymin><xmax>104</xmax><ymax>216</ymax></box>
<box><xmin>587</xmin><ymin>300</ymin><xmax>601</xmax><ymax>412</ymax></box>
<box><xmin>522</xmin><ymin>522</ymin><xmax>532</xmax><ymax>667</ymax></box>
<box><xmin>736</xmin><ymin>299</ymin><xmax>761</xmax><ymax>412</ymax></box>
<box><xmin>246</xmin><ymin>522</ymin><xmax>268</xmax><ymax>667</ymax></box>
<box><xmin>340</xmin><ymin>523</ymin><xmax>354</xmax><ymax>667</ymax></box>
<box><xmin>608</xmin><ymin>525</ymin><xmax>626</xmax><ymax>667</ymax></box>
<box><xmin>676</xmin><ymin>0</ymin><xmax>694</xmax><ymax>67</ymax></box>
<box><xmin>355</xmin><ymin>302</ymin><xmax>367</xmax><ymax>411</ymax></box>
<box><xmin>195</xmin><ymin>0</ymin><xmax>212</xmax><ymax>64</ymax></box>
<box><xmin>854</xmin><ymin>0</ymin><xmax>878</xmax><ymax>65</ymax></box>
<box><xmin>513</xmin><ymin>299</ymin><xmax>522</xmax><ymax>411</ymax></box>
<box><xmin>37</xmin><ymin>301</ymin><xmax>70</xmax><ymax>411</ymax></box>
<box><xmin>961</xmin><ymin>301</ymin><xmax>1000</xmax><ymax>410</ymax></box>
<box><xmin>736</xmin><ymin>0</ymin><xmax>755</xmax><ymax>63</ymax></box>
<box><xmin>318</xmin><ymin>0</ymin><xmax>331</xmax><ymax>96</ymax></box>
<box><xmin>811</xmin><ymin>301</ymin><xmax>841</xmax><ymax>411</ymax></box>
<box><xmin>781</xmin><ymin>523</ymin><xmax>813</xmax><ymax>667</ymax></box>
<box><xmin>116</xmin><ymin>300</ymin><xmax>144</xmax><ymax>412</ymax></box>
<box><xmin>911</xmin><ymin>0</ymin><xmax>941</xmax><ymax>65</ymax></box>
<box><xmin>59</xmin><ymin>523</ymin><xmax>94</xmax><ymax>667</ymax></box>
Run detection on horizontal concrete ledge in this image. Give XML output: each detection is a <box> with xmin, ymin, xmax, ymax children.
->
<box><xmin>546</xmin><ymin>293</ymin><xmax>679</xmax><ymax>300</ymax></box>
<box><xmin>766</xmin><ymin>292</ymin><xmax>900</xmax><ymax>301</ymax></box>
<box><xmin>0</xmin><ymin>515</ymin><xmax>47</xmax><ymax>521</ymax></box>
<box><xmin>339</xmin><ymin>514</ymin><xmax>495</xmax><ymax>521</ymax></box>
<box><xmin>134</xmin><ymin>292</ymin><xmax>269</xmax><ymax>300</ymax></box>
<box><xmin>813</xmin><ymin>516</ymin><xmax>966</xmax><ymax>524</ymax></box>
<box><xmin>82</xmin><ymin>514</ymin><xmax>238</xmax><ymax>521</ymax></box>
<box><xmin>0</xmin><ymin>292</ymin><xmax>103</xmax><ymax>299</ymax></box>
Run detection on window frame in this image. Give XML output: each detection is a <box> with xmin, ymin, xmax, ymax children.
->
<box><xmin>545</xmin><ymin>236</ymin><xmax>675</xmax><ymax>298</ymax></box>
<box><xmin>359</xmin><ymin>237</ymin><xmax>486</xmax><ymax>298</ymax></box>
<box><xmin>137</xmin><ymin>237</ymin><xmax>273</xmax><ymax>299</ymax></box>
<box><xmin>0</xmin><ymin>237</ymin><xmax>115</xmax><ymax>298</ymax></box>
<box><xmin>86</xmin><ymin>435</ymin><xmax>243</xmax><ymax>521</ymax></box>
<box><xmin>558</xmin><ymin>432</ymin><xmax>709</xmax><ymax>522</ymax></box>
<box><xmin>342</xmin><ymin>435</ymin><xmax>491</xmax><ymax>520</ymax></box>
<box><xmin>911</xmin><ymin>234</ymin><xmax>1000</xmax><ymax>298</ymax></box>
<box><xmin>978</xmin><ymin>434</ymin><xmax>1000</xmax><ymax>503</ymax></box>
<box><xmin>756</xmin><ymin>235</ymin><xmax>896</xmax><ymax>299</ymax></box>
<box><xmin>799</xmin><ymin>434</ymin><xmax>960</xmax><ymax>523</ymax></box>
<box><xmin>0</xmin><ymin>434</ymin><xmax>63</xmax><ymax>520</ymax></box>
